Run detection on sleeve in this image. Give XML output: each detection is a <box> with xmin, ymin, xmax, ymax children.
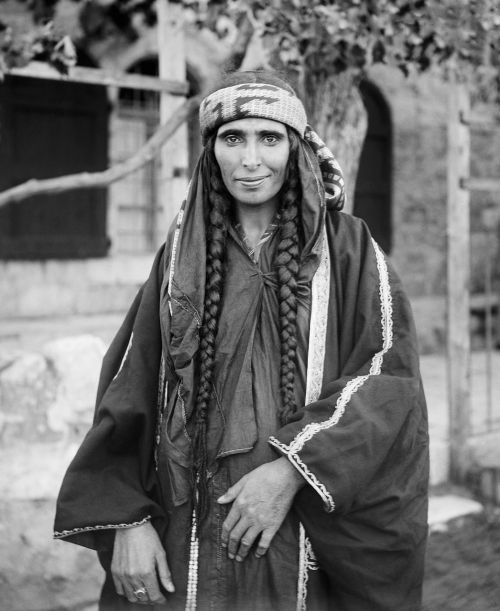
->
<box><xmin>269</xmin><ymin>214</ymin><xmax>428</xmax><ymax>516</ymax></box>
<box><xmin>269</xmin><ymin>215</ymin><xmax>429</xmax><ymax>608</ymax></box>
<box><xmin>53</xmin><ymin>245</ymin><xmax>169</xmax><ymax>551</ymax></box>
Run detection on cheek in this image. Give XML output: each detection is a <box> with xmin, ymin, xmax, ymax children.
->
<box><xmin>214</xmin><ymin>149</ymin><xmax>234</xmax><ymax>186</ymax></box>
<box><xmin>271</xmin><ymin>149</ymin><xmax>290</xmax><ymax>186</ymax></box>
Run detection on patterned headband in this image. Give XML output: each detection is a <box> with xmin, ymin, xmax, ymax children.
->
<box><xmin>199</xmin><ymin>83</ymin><xmax>307</xmax><ymax>142</ymax></box>
<box><xmin>199</xmin><ymin>82</ymin><xmax>346</xmax><ymax>210</ymax></box>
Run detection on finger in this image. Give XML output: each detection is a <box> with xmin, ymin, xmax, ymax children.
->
<box><xmin>132</xmin><ymin>581</ymin><xmax>152</xmax><ymax>606</ymax></box>
<box><xmin>142</xmin><ymin>574</ymin><xmax>166</xmax><ymax>605</ymax></box>
<box><xmin>121</xmin><ymin>579</ymin><xmax>140</xmax><ymax>604</ymax></box>
<box><xmin>156</xmin><ymin>552</ymin><xmax>175</xmax><ymax>593</ymax></box>
<box><xmin>235</xmin><ymin>526</ymin><xmax>261</xmax><ymax>562</ymax></box>
<box><xmin>221</xmin><ymin>505</ymin><xmax>241</xmax><ymax>548</ymax></box>
<box><xmin>226</xmin><ymin>519</ymin><xmax>249</xmax><ymax>559</ymax></box>
<box><xmin>255</xmin><ymin>528</ymin><xmax>277</xmax><ymax>559</ymax></box>
<box><xmin>217</xmin><ymin>480</ymin><xmax>243</xmax><ymax>504</ymax></box>
<box><xmin>111</xmin><ymin>572</ymin><xmax>125</xmax><ymax>597</ymax></box>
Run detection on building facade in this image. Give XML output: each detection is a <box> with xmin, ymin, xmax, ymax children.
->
<box><xmin>1</xmin><ymin>1</ymin><xmax>500</xmax><ymax>353</ymax></box>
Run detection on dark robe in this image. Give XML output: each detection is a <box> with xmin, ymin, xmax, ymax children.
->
<box><xmin>54</xmin><ymin>141</ymin><xmax>429</xmax><ymax>611</ymax></box>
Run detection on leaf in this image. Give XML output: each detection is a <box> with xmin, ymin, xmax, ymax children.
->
<box><xmin>51</xmin><ymin>35</ymin><xmax>77</xmax><ymax>71</ymax></box>
<box><xmin>372</xmin><ymin>39</ymin><xmax>386</xmax><ymax>63</ymax></box>
<box><xmin>408</xmin><ymin>33</ymin><xmax>423</xmax><ymax>46</ymax></box>
<box><xmin>398</xmin><ymin>61</ymin><xmax>410</xmax><ymax>77</ymax></box>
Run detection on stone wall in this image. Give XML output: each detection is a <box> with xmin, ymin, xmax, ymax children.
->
<box><xmin>366</xmin><ymin>66</ymin><xmax>448</xmax><ymax>353</ymax></box>
<box><xmin>368</xmin><ymin>66</ymin><xmax>500</xmax><ymax>353</ymax></box>
<box><xmin>0</xmin><ymin>255</ymin><xmax>154</xmax><ymax>319</ymax></box>
<box><xmin>0</xmin><ymin>336</ymin><xmax>106</xmax><ymax>610</ymax></box>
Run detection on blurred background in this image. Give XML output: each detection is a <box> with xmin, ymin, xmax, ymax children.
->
<box><xmin>1</xmin><ymin>1</ymin><xmax>500</xmax><ymax>609</ymax></box>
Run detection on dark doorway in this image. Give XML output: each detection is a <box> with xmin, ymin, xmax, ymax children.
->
<box><xmin>353</xmin><ymin>80</ymin><xmax>392</xmax><ymax>253</ymax></box>
<box><xmin>0</xmin><ymin>73</ymin><xmax>109</xmax><ymax>259</ymax></box>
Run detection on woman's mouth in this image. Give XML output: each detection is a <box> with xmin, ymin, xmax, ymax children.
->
<box><xmin>236</xmin><ymin>176</ymin><xmax>269</xmax><ymax>188</ymax></box>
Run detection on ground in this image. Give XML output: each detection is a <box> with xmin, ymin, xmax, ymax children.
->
<box><xmin>423</xmin><ymin>507</ymin><xmax>500</xmax><ymax>610</ymax></box>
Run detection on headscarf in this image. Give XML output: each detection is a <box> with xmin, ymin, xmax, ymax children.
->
<box><xmin>199</xmin><ymin>79</ymin><xmax>346</xmax><ymax>211</ymax></box>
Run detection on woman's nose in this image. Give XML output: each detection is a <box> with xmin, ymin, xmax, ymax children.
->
<box><xmin>241</xmin><ymin>143</ymin><xmax>261</xmax><ymax>168</ymax></box>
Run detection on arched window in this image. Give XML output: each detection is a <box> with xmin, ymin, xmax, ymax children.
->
<box><xmin>0</xmin><ymin>50</ymin><xmax>109</xmax><ymax>259</ymax></box>
<box><xmin>353</xmin><ymin>80</ymin><xmax>392</xmax><ymax>253</ymax></box>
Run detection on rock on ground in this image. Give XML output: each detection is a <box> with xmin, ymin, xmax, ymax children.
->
<box><xmin>0</xmin><ymin>335</ymin><xmax>106</xmax><ymax>610</ymax></box>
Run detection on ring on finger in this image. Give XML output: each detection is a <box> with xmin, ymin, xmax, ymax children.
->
<box><xmin>133</xmin><ymin>586</ymin><xmax>148</xmax><ymax>599</ymax></box>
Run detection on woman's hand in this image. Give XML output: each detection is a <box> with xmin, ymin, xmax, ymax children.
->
<box><xmin>111</xmin><ymin>521</ymin><xmax>175</xmax><ymax>605</ymax></box>
<box><xmin>217</xmin><ymin>457</ymin><xmax>305</xmax><ymax>562</ymax></box>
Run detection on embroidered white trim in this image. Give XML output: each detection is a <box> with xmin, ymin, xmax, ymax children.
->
<box><xmin>270</xmin><ymin>237</ymin><xmax>394</xmax><ymax>513</ymax></box>
<box><xmin>112</xmin><ymin>332</ymin><xmax>133</xmax><ymax>382</ymax></box>
<box><xmin>296</xmin><ymin>523</ymin><xmax>319</xmax><ymax>611</ymax></box>
<box><xmin>269</xmin><ymin>436</ymin><xmax>334</xmax><ymax>509</ymax></box>
<box><xmin>297</xmin><ymin>523</ymin><xmax>307</xmax><ymax>611</ymax></box>
<box><xmin>155</xmin><ymin>356</ymin><xmax>168</xmax><ymax>471</ymax></box>
<box><xmin>295</xmin><ymin>230</ymin><xmax>330</xmax><ymax>611</ymax></box>
<box><xmin>185</xmin><ymin>510</ymin><xmax>199</xmax><ymax>611</ymax></box>
<box><xmin>168</xmin><ymin>207</ymin><xmax>185</xmax><ymax>316</ymax></box>
<box><xmin>304</xmin><ymin>535</ymin><xmax>318</xmax><ymax>570</ymax></box>
<box><xmin>304</xmin><ymin>225</ymin><xmax>330</xmax><ymax>405</ymax></box>
<box><xmin>54</xmin><ymin>515</ymin><xmax>151</xmax><ymax>539</ymax></box>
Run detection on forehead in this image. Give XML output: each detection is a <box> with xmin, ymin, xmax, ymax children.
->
<box><xmin>216</xmin><ymin>117</ymin><xmax>287</xmax><ymax>135</ymax></box>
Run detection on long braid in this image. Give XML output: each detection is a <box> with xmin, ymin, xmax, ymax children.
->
<box><xmin>192</xmin><ymin>129</ymin><xmax>302</xmax><ymax>516</ymax></box>
<box><xmin>192</xmin><ymin>137</ymin><xmax>231</xmax><ymax>520</ymax></box>
<box><xmin>276</xmin><ymin>130</ymin><xmax>302</xmax><ymax>424</ymax></box>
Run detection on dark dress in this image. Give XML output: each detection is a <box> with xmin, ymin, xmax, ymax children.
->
<box><xmin>54</xmin><ymin>142</ymin><xmax>429</xmax><ymax>611</ymax></box>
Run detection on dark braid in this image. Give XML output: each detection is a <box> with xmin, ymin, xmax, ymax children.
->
<box><xmin>192</xmin><ymin>128</ymin><xmax>302</xmax><ymax>518</ymax></box>
<box><xmin>275</xmin><ymin>129</ymin><xmax>302</xmax><ymax>424</ymax></box>
<box><xmin>192</xmin><ymin>136</ymin><xmax>231</xmax><ymax>521</ymax></box>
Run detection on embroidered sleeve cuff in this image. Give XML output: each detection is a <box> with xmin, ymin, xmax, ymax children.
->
<box><xmin>53</xmin><ymin>514</ymin><xmax>152</xmax><ymax>540</ymax></box>
<box><xmin>268</xmin><ymin>437</ymin><xmax>335</xmax><ymax>513</ymax></box>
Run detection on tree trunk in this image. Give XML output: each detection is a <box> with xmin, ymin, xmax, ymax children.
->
<box><xmin>302</xmin><ymin>70</ymin><xmax>367</xmax><ymax>214</ymax></box>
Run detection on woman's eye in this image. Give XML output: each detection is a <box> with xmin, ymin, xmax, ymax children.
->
<box><xmin>225</xmin><ymin>135</ymin><xmax>241</xmax><ymax>144</ymax></box>
<box><xmin>263</xmin><ymin>135</ymin><xmax>278</xmax><ymax>144</ymax></box>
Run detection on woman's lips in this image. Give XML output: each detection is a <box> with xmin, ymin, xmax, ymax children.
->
<box><xmin>236</xmin><ymin>176</ymin><xmax>269</xmax><ymax>187</ymax></box>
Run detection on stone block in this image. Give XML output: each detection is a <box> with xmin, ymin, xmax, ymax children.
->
<box><xmin>428</xmin><ymin>495</ymin><xmax>483</xmax><ymax>531</ymax></box>
<box><xmin>0</xmin><ymin>499</ymin><xmax>102</xmax><ymax>611</ymax></box>
<box><xmin>429</xmin><ymin>439</ymin><xmax>449</xmax><ymax>486</ymax></box>
<box><xmin>41</xmin><ymin>335</ymin><xmax>106</xmax><ymax>437</ymax></box>
<box><xmin>0</xmin><ymin>335</ymin><xmax>106</xmax><ymax>499</ymax></box>
<box><xmin>0</xmin><ymin>352</ymin><xmax>58</xmax><ymax>444</ymax></box>
<box><xmin>18</xmin><ymin>283</ymin><xmax>76</xmax><ymax>317</ymax></box>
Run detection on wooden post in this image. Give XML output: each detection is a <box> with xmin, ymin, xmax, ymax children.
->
<box><xmin>447</xmin><ymin>83</ymin><xmax>471</xmax><ymax>483</ymax></box>
<box><xmin>157</xmin><ymin>0</ymin><xmax>189</xmax><ymax>247</ymax></box>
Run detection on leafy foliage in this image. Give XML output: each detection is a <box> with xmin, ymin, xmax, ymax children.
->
<box><xmin>193</xmin><ymin>1</ymin><xmax>500</xmax><ymax>86</ymax></box>
<box><xmin>0</xmin><ymin>19</ymin><xmax>76</xmax><ymax>75</ymax></box>
<box><xmin>0</xmin><ymin>0</ymin><xmax>158</xmax><ymax>74</ymax></box>
<box><xmin>0</xmin><ymin>0</ymin><xmax>499</xmax><ymax>97</ymax></box>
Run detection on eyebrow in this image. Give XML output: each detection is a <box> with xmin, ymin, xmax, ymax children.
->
<box><xmin>217</xmin><ymin>127</ymin><xmax>286</xmax><ymax>138</ymax></box>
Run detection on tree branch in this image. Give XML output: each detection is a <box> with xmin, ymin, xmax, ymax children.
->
<box><xmin>222</xmin><ymin>8</ymin><xmax>255</xmax><ymax>72</ymax></box>
<box><xmin>0</xmin><ymin>94</ymin><xmax>203</xmax><ymax>209</ymax></box>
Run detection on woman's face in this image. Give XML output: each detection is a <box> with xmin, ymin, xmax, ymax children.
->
<box><xmin>214</xmin><ymin>117</ymin><xmax>290</xmax><ymax>213</ymax></box>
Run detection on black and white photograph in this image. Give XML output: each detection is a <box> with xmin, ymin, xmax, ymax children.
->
<box><xmin>1</xmin><ymin>1</ymin><xmax>500</xmax><ymax>610</ymax></box>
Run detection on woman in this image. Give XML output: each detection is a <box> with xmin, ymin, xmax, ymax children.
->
<box><xmin>54</xmin><ymin>71</ymin><xmax>429</xmax><ymax>611</ymax></box>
